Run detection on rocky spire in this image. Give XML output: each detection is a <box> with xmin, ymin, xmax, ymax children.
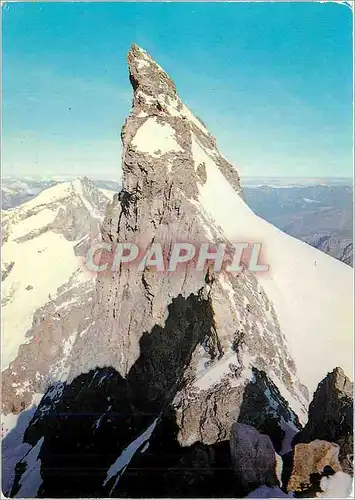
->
<box><xmin>91</xmin><ymin>43</ymin><xmax>297</xmax><ymax>380</ymax></box>
<box><xmin>3</xmin><ymin>44</ymin><xmax>352</xmax><ymax>498</ymax></box>
<box><xmin>127</xmin><ymin>43</ymin><xmax>177</xmax><ymax>99</ymax></box>
<box><xmin>85</xmin><ymin>43</ymin><xmax>307</xmax><ymax>431</ymax></box>
<box><xmin>120</xmin><ymin>44</ymin><xmax>242</xmax><ymax>198</ymax></box>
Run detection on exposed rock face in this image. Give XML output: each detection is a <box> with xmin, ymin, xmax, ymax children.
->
<box><xmin>230</xmin><ymin>423</ymin><xmax>278</xmax><ymax>496</ymax></box>
<box><xmin>287</xmin><ymin>440</ymin><xmax>342</xmax><ymax>493</ymax></box>
<box><xmin>294</xmin><ymin>367</ymin><xmax>353</xmax><ymax>474</ymax></box>
<box><xmin>2</xmin><ymin>45</ymin><xmax>353</xmax><ymax>498</ymax></box>
<box><xmin>174</xmin><ymin>367</ymin><xmax>302</xmax><ymax>455</ymax></box>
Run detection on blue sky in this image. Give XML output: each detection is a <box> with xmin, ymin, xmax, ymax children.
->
<box><xmin>2</xmin><ymin>1</ymin><xmax>353</xmax><ymax>180</ymax></box>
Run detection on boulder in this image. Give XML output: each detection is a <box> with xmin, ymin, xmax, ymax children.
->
<box><xmin>246</xmin><ymin>485</ymin><xmax>294</xmax><ymax>498</ymax></box>
<box><xmin>287</xmin><ymin>439</ymin><xmax>342</xmax><ymax>493</ymax></box>
<box><xmin>230</xmin><ymin>423</ymin><xmax>278</xmax><ymax>495</ymax></box>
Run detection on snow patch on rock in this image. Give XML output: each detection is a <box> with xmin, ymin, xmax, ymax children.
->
<box><xmin>13</xmin><ymin>437</ymin><xmax>44</xmax><ymax>498</ymax></box>
<box><xmin>132</xmin><ymin>118</ymin><xmax>182</xmax><ymax>156</ymax></box>
<box><xmin>319</xmin><ymin>471</ymin><xmax>353</xmax><ymax>498</ymax></box>
<box><xmin>103</xmin><ymin>418</ymin><xmax>158</xmax><ymax>494</ymax></box>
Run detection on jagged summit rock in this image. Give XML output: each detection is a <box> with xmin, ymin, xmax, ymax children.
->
<box><xmin>328</xmin><ymin>366</ymin><xmax>353</xmax><ymax>395</ymax></box>
<box><xmin>122</xmin><ymin>44</ymin><xmax>242</xmax><ymax>197</ymax></box>
<box><xmin>128</xmin><ymin>43</ymin><xmax>177</xmax><ymax>97</ymax></box>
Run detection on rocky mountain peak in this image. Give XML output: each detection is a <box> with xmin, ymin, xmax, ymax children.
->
<box><xmin>328</xmin><ymin>366</ymin><xmax>353</xmax><ymax>396</ymax></box>
<box><xmin>2</xmin><ymin>44</ymin><xmax>353</xmax><ymax>499</ymax></box>
<box><xmin>128</xmin><ymin>43</ymin><xmax>177</xmax><ymax>99</ymax></box>
<box><xmin>120</xmin><ymin>43</ymin><xmax>242</xmax><ymax>235</ymax></box>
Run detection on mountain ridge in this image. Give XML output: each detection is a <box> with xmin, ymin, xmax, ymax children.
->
<box><xmin>1</xmin><ymin>178</ymin><xmax>114</xmax><ymax>409</ymax></box>
<box><xmin>1</xmin><ymin>44</ymin><xmax>353</xmax><ymax>498</ymax></box>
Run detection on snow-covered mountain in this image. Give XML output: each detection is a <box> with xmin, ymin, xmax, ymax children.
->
<box><xmin>106</xmin><ymin>44</ymin><xmax>352</xmax><ymax>395</ymax></box>
<box><xmin>1</xmin><ymin>45</ymin><xmax>353</xmax><ymax>498</ymax></box>
<box><xmin>1</xmin><ymin>179</ymin><xmax>59</xmax><ymax>210</ymax></box>
<box><xmin>1</xmin><ymin>177</ymin><xmax>121</xmax><ymax>210</ymax></box>
<box><xmin>1</xmin><ymin>178</ymin><xmax>115</xmax><ymax>423</ymax></box>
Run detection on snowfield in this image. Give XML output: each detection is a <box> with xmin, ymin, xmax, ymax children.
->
<box><xmin>193</xmin><ymin>134</ymin><xmax>353</xmax><ymax>394</ymax></box>
<box><xmin>2</xmin><ymin>231</ymin><xmax>83</xmax><ymax>369</ymax></box>
<box><xmin>1</xmin><ymin>179</ymin><xmax>113</xmax><ymax>370</ymax></box>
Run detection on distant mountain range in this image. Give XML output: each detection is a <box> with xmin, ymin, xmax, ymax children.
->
<box><xmin>242</xmin><ymin>176</ymin><xmax>352</xmax><ymax>187</ymax></box>
<box><xmin>1</xmin><ymin>177</ymin><xmax>121</xmax><ymax>211</ymax></box>
<box><xmin>242</xmin><ymin>183</ymin><xmax>353</xmax><ymax>266</ymax></box>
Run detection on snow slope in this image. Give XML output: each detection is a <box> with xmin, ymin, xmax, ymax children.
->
<box><xmin>1</xmin><ymin>178</ymin><xmax>113</xmax><ymax>370</ymax></box>
<box><xmin>192</xmin><ymin>136</ymin><xmax>353</xmax><ymax>394</ymax></box>
<box><xmin>2</xmin><ymin>231</ymin><xmax>82</xmax><ymax>368</ymax></box>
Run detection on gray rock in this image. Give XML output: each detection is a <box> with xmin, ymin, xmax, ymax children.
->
<box><xmin>230</xmin><ymin>423</ymin><xmax>278</xmax><ymax>494</ymax></box>
<box><xmin>246</xmin><ymin>485</ymin><xmax>294</xmax><ymax>498</ymax></box>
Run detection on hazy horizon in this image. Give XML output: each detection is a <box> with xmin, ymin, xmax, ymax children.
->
<box><xmin>2</xmin><ymin>172</ymin><xmax>353</xmax><ymax>185</ymax></box>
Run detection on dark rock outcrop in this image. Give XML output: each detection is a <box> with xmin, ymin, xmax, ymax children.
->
<box><xmin>229</xmin><ymin>423</ymin><xmax>278</xmax><ymax>496</ymax></box>
<box><xmin>293</xmin><ymin>367</ymin><xmax>353</xmax><ymax>474</ymax></box>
